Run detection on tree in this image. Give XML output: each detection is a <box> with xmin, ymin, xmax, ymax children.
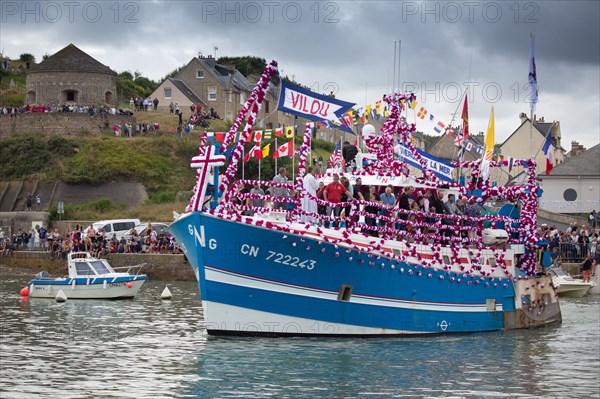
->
<box><xmin>162</xmin><ymin>66</ymin><xmax>184</xmax><ymax>81</ymax></box>
<box><xmin>217</xmin><ymin>56</ymin><xmax>267</xmax><ymax>77</ymax></box>
<box><xmin>19</xmin><ymin>53</ymin><xmax>35</xmax><ymax>63</ymax></box>
<box><xmin>134</xmin><ymin>76</ymin><xmax>158</xmax><ymax>96</ymax></box>
<box><xmin>118</xmin><ymin>71</ymin><xmax>134</xmax><ymax>81</ymax></box>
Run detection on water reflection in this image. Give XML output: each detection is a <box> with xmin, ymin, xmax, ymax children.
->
<box><xmin>1</xmin><ymin>275</ymin><xmax>598</xmax><ymax>399</ymax></box>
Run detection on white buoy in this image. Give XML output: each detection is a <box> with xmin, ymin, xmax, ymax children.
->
<box><xmin>161</xmin><ymin>286</ymin><xmax>172</xmax><ymax>300</ymax></box>
<box><xmin>55</xmin><ymin>289</ymin><xmax>67</xmax><ymax>302</ymax></box>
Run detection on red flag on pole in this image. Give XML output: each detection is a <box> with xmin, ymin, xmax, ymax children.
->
<box><xmin>461</xmin><ymin>94</ymin><xmax>469</xmax><ymax>140</ymax></box>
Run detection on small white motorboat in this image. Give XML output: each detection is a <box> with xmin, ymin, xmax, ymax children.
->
<box><xmin>28</xmin><ymin>252</ymin><xmax>146</xmax><ymax>299</ymax></box>
<box><xmin>550</xmin><ymin>268</ymin><xmax>593</xmax><ymax>298</ymax></box>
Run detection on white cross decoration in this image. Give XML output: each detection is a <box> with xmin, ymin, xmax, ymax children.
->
<box><xmin>186</xmin><ymin>145</ymin><xmax>226</xmax><ymax>212</ymax></box>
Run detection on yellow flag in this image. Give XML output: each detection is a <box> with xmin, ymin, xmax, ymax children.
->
<box><xmin>261</xmin><ymin>143</ymin><xmax>271</xmax><ymax>159</ymax></box>
<box><xmin>285</xmin><ymin>126</ymin><xmax>294</xmax><ymax>138</ymax></box>
<box><xmin>410</xmin><ymin>99</ymin><xmax>417</xmax><ymax>109</ymax></box>
<box><xmin>484</xmin><ymin>107</ymin><xmax>495</xmax><ymax>161</ymax></box>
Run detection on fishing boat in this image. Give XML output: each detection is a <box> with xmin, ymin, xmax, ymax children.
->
<box><xmin>28</xmin><ymin>252</ymin><xmax>146</xmax><ymax>299</ymax></box>
<box><xmin>549</xmin><ymin>268</ymin><xmax>594</xmax><ymax>298</ymax></box>
<box><xmin>169</xmin><ymin>61</ymin><xmax>562</xmax><ymax>337</ymax></box>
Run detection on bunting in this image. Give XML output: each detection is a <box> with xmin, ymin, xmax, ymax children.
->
<box><xmin>285</xmin><ymin>126</ymin><xmax>295</xmax><ymax>138</ymax></box>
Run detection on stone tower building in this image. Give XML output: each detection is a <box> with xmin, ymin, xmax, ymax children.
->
<box><xmin>25</xmin><ymin>44</ymin><xmax>117</xmax><ymax>106</ymax></box>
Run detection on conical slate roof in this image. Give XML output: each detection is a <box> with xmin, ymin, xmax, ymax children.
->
<box><xmin>28</xmin><ymin>43</ymin><xmax>116</xmax><ymax>75</ymax></box>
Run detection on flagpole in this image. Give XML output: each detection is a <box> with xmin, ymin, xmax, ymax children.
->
<box><xmin>292</xmin><ymin>143</ymin><xmax>295</xmax><ymax>183</ymax></box>
<box><xmin>275</xmin><ymin>137</ymin><xmax>278</xmax><ymax>172</ymax></box>
<box><xmin>242</xmin><ymin>147</ymin><xmax>245</xmax><ymax>180</ymax></box>
<box><xmin>397</xmin><ymin>39</ymin><xmax>401</xmax><ymax>92</ymax></box>
<box><xmin>393</xmin><ymin>41</ymin><xmax>397</xmax><ymax>93</ymax></box>
<box><xmin>528</xmin><ymin>33</ymin><xmax>538</xmax><ymax>159</ymax></box>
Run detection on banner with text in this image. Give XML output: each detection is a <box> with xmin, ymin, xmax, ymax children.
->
<box><xmin>277</xmin><ymin>80</ymin><xmax>355</xmax><ymax>134</ymax></box>
<box><xmin>394</xmin><ymin>144</ymin><xmax>455</xmax><ymax>182</ymax></box>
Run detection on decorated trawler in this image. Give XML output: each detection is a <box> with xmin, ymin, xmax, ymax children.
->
<box><xmin>169</xmin><ymin>61</ymin><xmax>561</xmax><ymax>337</ymax></box>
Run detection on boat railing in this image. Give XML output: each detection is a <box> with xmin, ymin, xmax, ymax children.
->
<box><xmin>224</xmin><ymin>186</ymin><xmax>528</xmax><ymax>247</ymax></box>
<box><xmin>113</xmin><ymin>263</ymin><xmax>146</xmax><ymax>276</ymax></box>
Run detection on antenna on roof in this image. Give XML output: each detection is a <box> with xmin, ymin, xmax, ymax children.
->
<box><xmin>213</xmin><ymin>46</ymin><xmax>219</xmax><ymax>59</ymax></box>
<box><xmin>198</xmin><ymin>51</ymin><xmax>203</xmax><ymax>58</ymax></box>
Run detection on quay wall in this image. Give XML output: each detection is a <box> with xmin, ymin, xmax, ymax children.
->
<box><xmin>0</xmin><ymin>251</ymin><xmax>196</xmax><ymax>281</ymax></box>
<box><xmin>0</xmin><ymin>113</ymin><xmax>135</xmax><ymax>137</ymax></box>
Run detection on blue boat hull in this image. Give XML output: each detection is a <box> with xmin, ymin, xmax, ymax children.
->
<box><xmin>170</xmin><ymin>212</ymin><xmax>561</xmax><ymax>336</ymax></box>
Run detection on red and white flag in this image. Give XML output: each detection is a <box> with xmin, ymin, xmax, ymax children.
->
<box><xmin>272</xmin><ymin>140</ymin><xmax>294</xmax><ymax>159</ymax></box>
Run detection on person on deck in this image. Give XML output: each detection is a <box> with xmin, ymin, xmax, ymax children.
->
<box><xmin>324</xmin><ymin>173</ymin><xmax>353</xmax><ymax>228</ymax></box>
<box><xmin>379</xmin><ymin>185</ymin><xmax>396</xmax><ymax>229</ymax></box>
<box><xmin>301</xmin><ymin>167</ymin><xmax>319</xmax><ymax>224</ymax></box>
<box><xmin>397</xmin><ymin>185</ymin><xmax>414</xmax><ymax>231</ymax></box>
<box><xmin>272</xmin><ymin>167</ymin><xmax>290</xmax><ymax>210</ymax></box>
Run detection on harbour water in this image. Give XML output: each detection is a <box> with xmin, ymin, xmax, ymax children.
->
<box><xmin>1</xmin><ymin>273</ymin><xmax>598</xmax><ymax>398</ymax></box>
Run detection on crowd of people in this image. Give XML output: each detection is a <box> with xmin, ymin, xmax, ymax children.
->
<box><xmin>540</xmin><ymin>220</ymin><xmax>599</xmax><ymax>281</ymax></box>
<box><xmin>228</xmin><ymin>168</ymin><xmax>486</xmax><ymax>241</ymax></box>
<box><xmin>1</xmin><ymin>104</ymin><xmax>134</xmax><ymax>117</ymax></box>
<box><xmin>0</xmin><ymin>223</ymin><xmax>181</xmax><ymax>259</ymax></box>
<box><xmin>113</xmin><ymin>121</ymin><xmax>160</xmax><ymax>137</ymax></box>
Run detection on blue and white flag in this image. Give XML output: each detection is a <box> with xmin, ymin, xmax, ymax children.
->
<box><xmin>277</xmin><ymin>80</ymin><xmax>355</xmax><ymax>134</ymax></box>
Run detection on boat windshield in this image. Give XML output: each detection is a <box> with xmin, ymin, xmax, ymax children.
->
<box><xmin>551</xmin><ymin>268</ymin><xmax>575</xmax><ymax>281</ymax></box>
<box><xmin>75</xmin><ymin>262</ymin><xmax>95</xmax><ymax>276</ymax></box>
<box><xmin>89</xmin><ymin>260</ymin><xmax>112</xmax><ymax>275</ymax></box>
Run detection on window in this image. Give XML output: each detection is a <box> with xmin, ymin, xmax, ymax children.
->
<box><xmin>114</xmin><ymin>222</ymin><xmax>136</xmax><ymax>231</ymax></box>
<box><xmin>265</xmin><ymin>100</ymin><xmax>269</xmax><ymax>113</ymax></box>
<box><xmin>62</xmin><ymin>89</ymin><xmax>78</xmax><ymax>102</ymax></box>
<box><xmin>101</xmin><ymin>224</ymin><xmax>112</xmax><ymax>233</ymax></box>
<box><xmin>337</xmin><ymin>285</ymin><xmax>353</xmax><ymax>301</ymax></box>
<box><xmin>208</xmin><ymin>86</ymin><xmax>217</xmax><ymax>101</ymax></box>
<box><xmin>196</xmin><ymin>70</ymin><xmax>204</xmax><ymax>78</ymax></box>
<box><xmin>563</xmin><ymin>188</ymin><xmax>577</xmax><ymax>201</ymax></box>
<box><xmin>164</xmin><ymin>88</ymin><xmax>172</xmax><ymax>99</ymax></box>
<box><xmin>75</xmin><ymin>263</ymin><xmax>95</xmax><ymax>276</ymax></box>
<box><xmin>228</xmin><ymin>92</ymin><xmax>232</xmax><ymax>102</ymax></box>
<box><xmin>240</xmin><ymin>92</ymin><xmax>245</xmax><ymax>105</ymax></box>
<box><xmin>89</xmin><ymin>260</ymin><xmax>111</xmax><ymax>275</ymax></box>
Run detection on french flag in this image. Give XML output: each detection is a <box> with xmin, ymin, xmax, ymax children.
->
<box><xmin>541</xmin><ymin>129</ymin><xmax>554</xmax><ymax>175</ymax></box>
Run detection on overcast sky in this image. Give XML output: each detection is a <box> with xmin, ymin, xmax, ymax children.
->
<box><xmin>2</xmin><ymin>0</ymin><xmax>599</xmax><ymax>151</ymax></box>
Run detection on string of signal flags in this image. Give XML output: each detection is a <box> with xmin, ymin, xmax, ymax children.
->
<box><xmin>201</xmin><ymin>96</ymin><xmax>484</xmax><ymax>162</ymax></box>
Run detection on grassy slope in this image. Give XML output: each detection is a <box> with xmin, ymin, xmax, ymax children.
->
<box><xmin>1</xmin><ymin>107</ymin><xmax>338</xmax><ymax>221</ymax></box>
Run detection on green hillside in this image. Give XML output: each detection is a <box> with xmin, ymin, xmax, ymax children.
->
<box><xmin>0</xmin><ymin>131</ymin><xmax>336</xmax><ymax>220</ymax></box>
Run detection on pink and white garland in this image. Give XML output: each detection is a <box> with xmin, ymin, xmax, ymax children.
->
<box><xmin>185</xmin><ymin>70</ymin><xmax>544</xmax><ymax>277</ymax></box>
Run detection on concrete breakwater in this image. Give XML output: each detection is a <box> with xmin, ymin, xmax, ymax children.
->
<box><xmin>0</xmin><ymin>251</ymin><xmax>196</xmax><ymax>281</ymax></box>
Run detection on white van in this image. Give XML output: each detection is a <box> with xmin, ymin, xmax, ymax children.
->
<box><xmin>85</xmin><ymin>219</ymin><xmax>141</xmax><ymax>241</ymax></box>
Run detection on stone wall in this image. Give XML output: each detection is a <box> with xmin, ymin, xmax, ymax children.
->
<box><xmin>26</xmin><ymin>71</ymin><xmax>116</xmax><ymax>106</ymax></box>
<box><xmin>0</xmin><ymin>113</ymin><xmax>135</xmax><ymax>137</ymax></box>
<box><xmin>0</xmin><ymin>251</ymin><xmax>195</xmax><ymax>281</ymax></box>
